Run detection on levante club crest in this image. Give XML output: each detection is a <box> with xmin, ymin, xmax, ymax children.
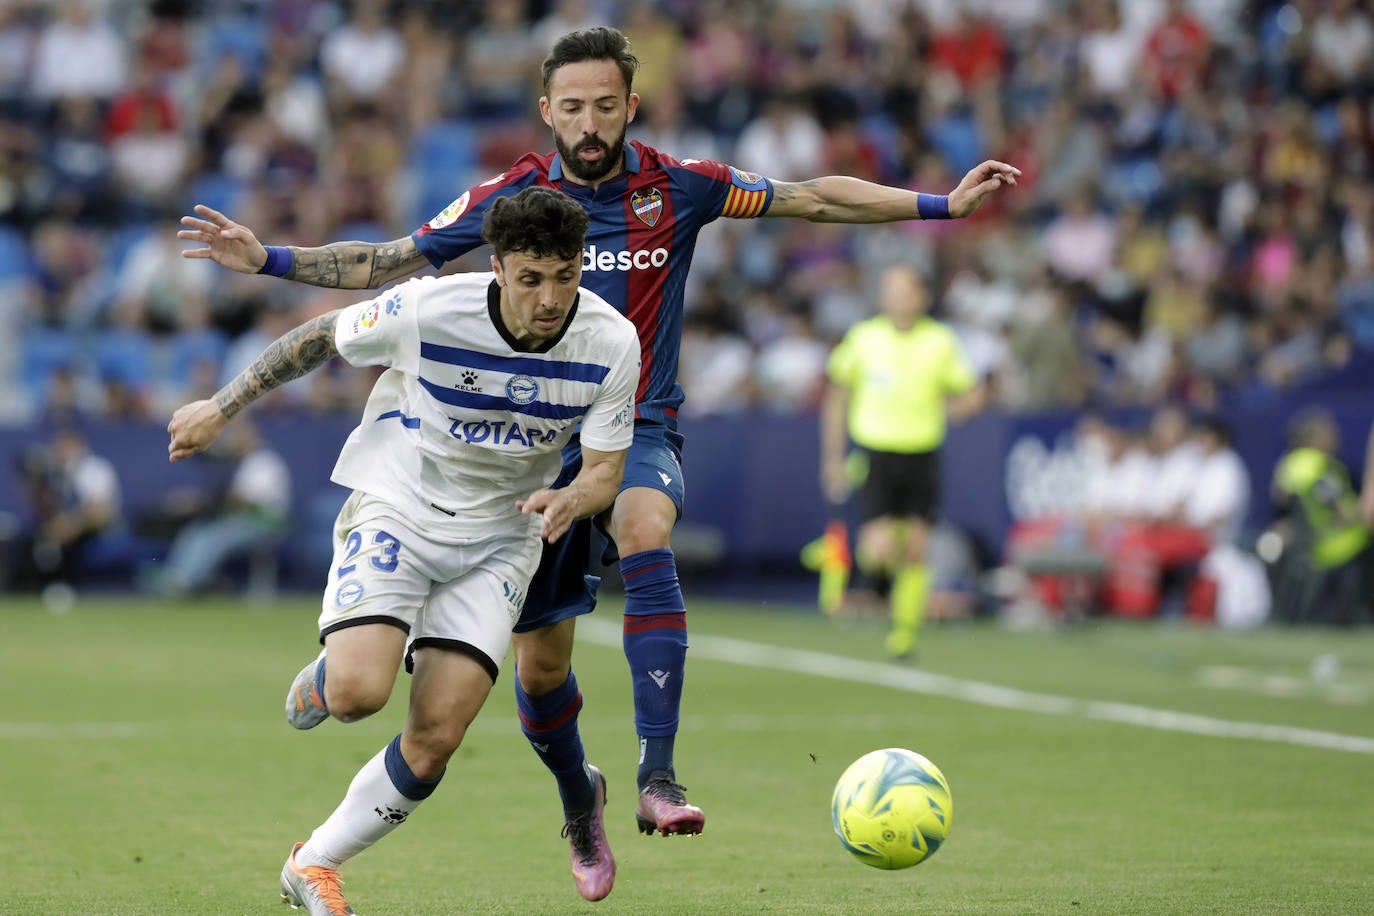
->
<box><xmin>631</xmin><ymin>187</ymin><xmax>664</xmax><ymax>227</ymax></box>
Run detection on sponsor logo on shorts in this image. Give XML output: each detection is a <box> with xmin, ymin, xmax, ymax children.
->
<box><xmin>337</xmin><ymin>579</ymin><xmax>365</xmax><ymax>608</ymax></box>
<box><xmin>502</xmin><ymin>579</ymin><xmax>526</xmax><ymax>624</ymax></box>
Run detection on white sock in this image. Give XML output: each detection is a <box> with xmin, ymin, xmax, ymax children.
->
<box><xmin>296</xmin><ymin>743</ymin><xmax>429</xmax><ymax>869</ymax></box>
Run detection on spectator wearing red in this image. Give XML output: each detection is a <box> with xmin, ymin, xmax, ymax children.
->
<box><xmin>1140</xmin><ymin>0</ymin><xmax>1211</xmax><ymax>101</ymax></box>
<box><xmin>929</xmin><ymin>10</ymin><xmax>1005</xmax><ymax>90</ymax></box>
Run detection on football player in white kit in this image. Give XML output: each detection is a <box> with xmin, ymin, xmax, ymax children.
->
<box><xmin>167</xmin><ymin>187</ymin><xmax>638</xmax><ymax>914</ymax></box>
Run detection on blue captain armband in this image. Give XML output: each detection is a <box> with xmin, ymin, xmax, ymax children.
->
<box><xmin>916</xmin><ymin>193</ymin><xmax>951</xmax><ymax>220</ymax></box>
<box><xmin>257</xmin><ymin>246</ymin><xmax>293</xmax><ymax>277</ymax></box>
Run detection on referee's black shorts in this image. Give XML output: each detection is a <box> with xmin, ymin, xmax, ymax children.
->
<box><xmin>858</xmin><ymin>447</ymin><xmax>939</xmax><ymax>525</ymax></box>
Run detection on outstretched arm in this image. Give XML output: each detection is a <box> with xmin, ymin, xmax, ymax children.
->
<box><xmin>167</xmin><ymin>309</ymin><xmax>342</xmax><ymax>461</ymax></box>
<box><xmin>765</xmin><ymin>160</ymin><xmax>1020</xmax><ymax>223</ymax></box>
<box><xmin>178</xmin><ymin>205</ymin><xmax>429</xmax><ymax>289</ymax></box>
<box><xmin>517</xmin><ymin>446</ymin><xmax>628</xmax><ymax>543</ymax></box>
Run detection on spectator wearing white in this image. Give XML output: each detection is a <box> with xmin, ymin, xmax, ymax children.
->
<box><xmin>734</xmin><ymin>92</ymin><xmax>826</xmax><ymax>183</ymax></box>
<box><xmin>9</xmin><ymin>427</ymin><xmax>122</xmax><ymax>593</ymax></box>
<box><xmin>463</xmin><ymin>0</ymin><xmax>542</xmax><ymax>123</ymax></box>
<box><xmin>1078</xmin><ymin>0</ymin><xmax>1140</xmax><ymax>99</ymax></box>
<box><xmin>1084</xmin><ymin>421</ymin><xmax>1157</xmax><ymax>526</ymax></box>
<box><xmin>678</xmin><ymin>310</ymin><xmax>755</xmax><ymax>417</ymax></box>
<box><xmin>149</xmin><ymin>419</ymin><xmax>291</xmax><ymax>597</ymax></box>
<box><xmin>318</xmin><ymin>0</ymin><xmax>405</xmax><ymax>104</ymax></box>
<box><xmin>1143</xmin><ymin>404</ymin><xmax>1204</xmax><ymax>523</ymax></box>
<box><xmin>1311</xmin><ymin>0</ymin><xmax>1374</xmax><ymax>87</ymax></box>
<box><xmin>1183</xmin><ymin>417</ymin><xmax>1250</xmax><ymax>546</ymax></box>
<box><xmin>29</xmin><ymin>0</ymin><xmax>128</xmax><ymax>104</ymax></box>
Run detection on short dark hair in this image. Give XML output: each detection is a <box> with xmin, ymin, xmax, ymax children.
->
<box><xmin>1286</xmin><ymin>407</ymin><xmax>1334</xmax><ymax>449</ymax></box>
<box><xmin>481</xmin><ymin>186</ymin><xmax>588</xmax><ymax>263</ymax></box>
<box><xmin>541</xmin><ymin>26</ymin><xmax>639</xmax><ymax>96</ymax></box>
<box><xmin>1197</xmin><ymin>415</ymin><xmax>1231</xmax><ymax>445</ymax></box>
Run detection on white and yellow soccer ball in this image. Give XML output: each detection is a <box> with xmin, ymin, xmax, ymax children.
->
<box><xmin>830</xmin><ymin>747</ymin><xmax>952</xmax><ymax>870</ymax></box>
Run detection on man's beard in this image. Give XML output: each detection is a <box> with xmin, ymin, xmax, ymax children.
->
<box><xmin>555</xmin><ymin>130</ymin><xmax>626</xmax><ymax>183</ymax></box>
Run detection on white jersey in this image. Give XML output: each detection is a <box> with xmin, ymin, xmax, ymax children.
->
<box><xmin>330</xmin><ymin>272</ymin><xmax>639</xmax><ymax>541</ymax></box>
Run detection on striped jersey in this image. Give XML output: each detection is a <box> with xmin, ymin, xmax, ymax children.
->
<box><xmin>413</xmin><ymin>141</ymin><xmax>775</xmax><ymax>425</ymax></box>
<box><xmin>330</xmin><ymin>273</ymin><xmax>639</xmax><ymax>541</ymax></box>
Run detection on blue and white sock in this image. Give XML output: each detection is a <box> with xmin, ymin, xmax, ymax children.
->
<box><xmin>297</xmin><ymin>734</ymin><xmax>442</xmax><ymax>868</ymax></box>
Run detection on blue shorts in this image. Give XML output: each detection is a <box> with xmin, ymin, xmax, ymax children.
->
<box><xmin>513</xmin><ymin>421</ymin><xmax>685</xmax><ymax>633</ymax></box>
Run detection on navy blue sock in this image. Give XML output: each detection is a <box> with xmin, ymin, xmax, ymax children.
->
<box><xmin>383</xmin><ymin>733</ymin><xmax>444</xmax><ymax>801</ymax></box>
<box><xmin>515</xmin><ymin>670</ymin><xmax>594</xmax><ymax>817</ymax></box>
<box><xmin>620</xmin><ymin>548</ymin><xmax>688</xmax><ymax>788</ymax></box>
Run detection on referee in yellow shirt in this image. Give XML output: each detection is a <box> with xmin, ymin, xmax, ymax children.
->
<box><xmin>821</xmin><ymin>263</ymin><xmax>985</xmax><ymax>659</ymax></box>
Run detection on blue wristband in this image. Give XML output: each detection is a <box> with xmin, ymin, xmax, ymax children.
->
<box><xmin>257</xmin><ymin>246</ymin><xmax>293</xmax><ymax>277</ymax></box>
<box><xmin>916</xmin><ymin>193</ymin><xmax>951</xmax><ymax>220</ymax></box>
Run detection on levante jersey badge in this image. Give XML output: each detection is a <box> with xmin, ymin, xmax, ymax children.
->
<box><xmin>631</xmin><ymin>187</ymin><xmax>664</xmax><ymax>227</ymax></box>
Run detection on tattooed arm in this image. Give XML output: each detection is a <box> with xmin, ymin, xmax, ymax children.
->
<box><xmin>178</xmin><ymin>205</ymin><xmax>429</xmax><ymax>289</ymax></box>
<box><xmin>764</xmin><ymin>160</ymin><xmax>1021</xmax><ymax>223</ymax></box>
<box><xmin>287</xmin><ymin>237</ymin><xmax>428</xmax><ymax>289</ymax></box>
<box><xmin>167</xmin><ymin>310</ymin><xmax>341</xmax><ymax>462</ymax></box>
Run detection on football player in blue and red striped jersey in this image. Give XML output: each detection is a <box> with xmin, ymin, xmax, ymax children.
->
<box><xmin>178</xmin><ymin>25</ymin><xmax>1018</xmax><ymax>899</ymax></box>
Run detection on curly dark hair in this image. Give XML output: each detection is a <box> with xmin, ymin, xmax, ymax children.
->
<box><xmin>541</xmin><ymin>26</ymin><xmax>639</xmax><ymax>96</ymax></box>
<box><xmin>481</xmin><ymin>187</ymin><xmax>589</xmax><ymax>263</ymax></box>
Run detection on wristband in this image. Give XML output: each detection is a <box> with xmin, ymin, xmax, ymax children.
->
<box><xmin>916</xmin><ymin>193</ymin><xmax>951</xmax><ymax>220</ymax></box>
<box><xmin>257</xmin><ymin>245</ymin><xmax>293</xmax><ymax>277</ymax></box>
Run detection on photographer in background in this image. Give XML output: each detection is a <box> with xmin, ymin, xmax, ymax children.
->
<box><xmin>7</xmin><ymin>428</ymin><xmax>121</xmax><ymax>597</ymax></box>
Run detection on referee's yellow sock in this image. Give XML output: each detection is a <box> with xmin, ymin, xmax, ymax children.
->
<box><xmin>885</xmin><ymin>563</ymin><xmax>930</xmax><ymax>657</ymax></box>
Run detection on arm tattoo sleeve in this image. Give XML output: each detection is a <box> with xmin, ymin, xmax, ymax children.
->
<box><xmin>367</xmin><ymin>239</ymin><xmax>421</xmax><ymax>288</ymax></box>
<box><xmin>286</xmin><ymin>245</ymin><xmax>367</xmax><ymax>289</ymax></box>
<box><xmin>287</xmin><ymin>238</ymin><xmax>425</xmax><ymax>289</ymax></box>
<box><xmin>214</xmin><ymin>311</ymin><xmax>340</xmax><ymax>419</ymax></box>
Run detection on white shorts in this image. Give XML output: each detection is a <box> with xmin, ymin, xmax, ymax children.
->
<box><xmin>319</xmin><ymin>491</ymin><xmax>542</xmax><ymax>681</ymax></box>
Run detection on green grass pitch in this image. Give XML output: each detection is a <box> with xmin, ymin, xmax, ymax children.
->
<box><xmin>1</xmin><ymin>594</ymin><xmax>1371</xmax><ymax>914</ymax></box>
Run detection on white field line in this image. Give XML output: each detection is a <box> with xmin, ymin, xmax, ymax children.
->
<box><xmin>1196</xmin><ymin>664</ymin><xmax>1371</xmax><ymax>705</ymax></box>
<box><xmin>8</xmin><ymin>625</ymin><xmax>1371</xmax><ymax>754</ymax></box>
<box><xmin>577</xmin><ymin>619</ymin><xmax>1374</xmax><ymax>756</ymax></box>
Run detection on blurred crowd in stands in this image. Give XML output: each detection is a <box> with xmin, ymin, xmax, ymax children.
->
<box><xmin>3</xmin><ymin>0</ymin><xmax>1374</xmax><ymax>426</ymax></box>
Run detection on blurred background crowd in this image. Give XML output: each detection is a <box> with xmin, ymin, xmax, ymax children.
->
<box><xmin>3</xmin><ymin>0</ymin><xmax>1374</xmax><ymax>424</ymax></box>
<box><xmin>4</xmin><ymin>0</ymin><xmax>1374</xmax><ymax>621</ymax></box>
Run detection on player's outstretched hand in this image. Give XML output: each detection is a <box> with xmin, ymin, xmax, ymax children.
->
<box><xmin>518</xmin><ymin>487</ymin><xmax>580</xmax><ymax>543</ymax></box>
<box><xmin>948</xmin><ymin>160</ymin><xmax>1021</xmax><ymax>219</ymax></box>
<box><xmin>167</xmin><ymin>399</ymin><xmax>229</xmax><ymax>462</ymax></box>
<box><xmin>177</xmin><ymin>204</ymin><xmax>269</xmax><ymax>274</ymax></box>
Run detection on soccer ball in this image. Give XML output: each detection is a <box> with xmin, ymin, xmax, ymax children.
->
<box><xmin>830</xmin><ymin>747</ymin><xmax>952</xmax><ymax>870</ymax></box>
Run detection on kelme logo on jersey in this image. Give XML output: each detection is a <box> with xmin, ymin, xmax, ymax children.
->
<box><xmin>582</xmin><ymin>244</ymin><xmax>670</xmax><ymax>272</ymax></box>
<box><xmin>631</xmin><ymin>187</ymin><xmax>664</xmax><ymax>227</ymax></box>
<box><xmin>506</xmin><ymin>374</ymin><xmax>539</xmax><ymax>404</ymax></box>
